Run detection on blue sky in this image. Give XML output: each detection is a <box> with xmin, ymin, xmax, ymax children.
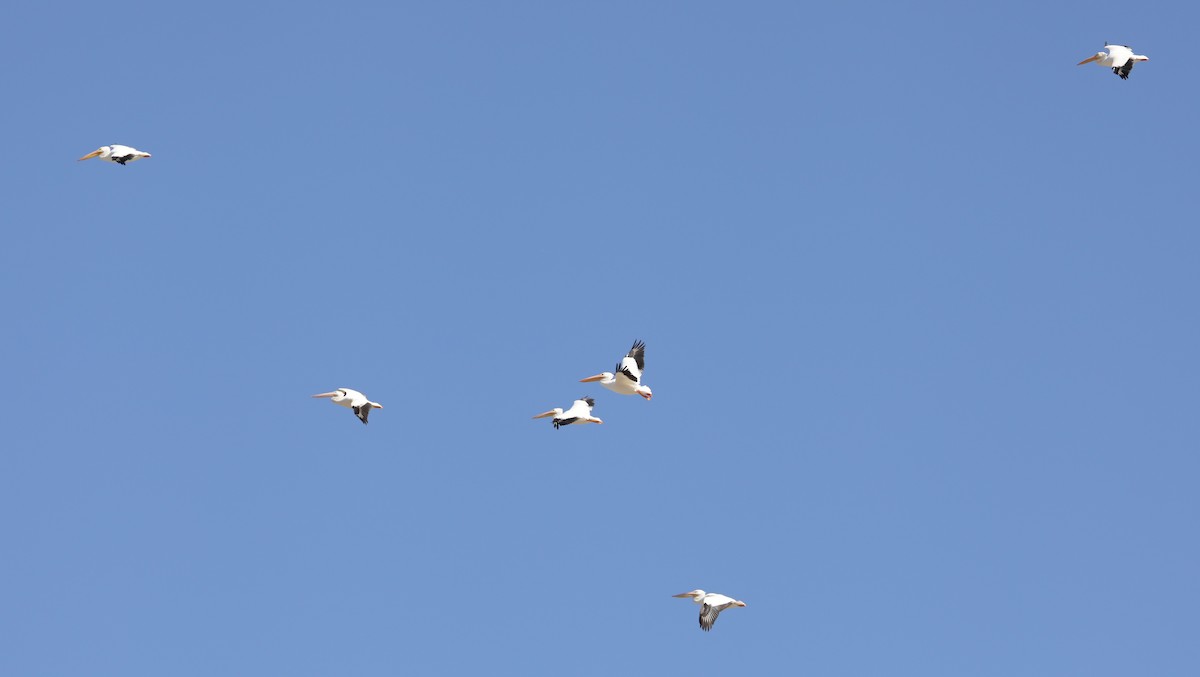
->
<box><xmin>2</xmin><ymin>1</ymin><xmax>1198</xmax><ymax>675</ymax></box>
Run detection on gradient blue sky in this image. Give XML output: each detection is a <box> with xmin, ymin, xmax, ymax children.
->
<box><xmin>3</xmin><ymin>1</ymin><xmax>1197</xmax><ymax>675</ymax></box>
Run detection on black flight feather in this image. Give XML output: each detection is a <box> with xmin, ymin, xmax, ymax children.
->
<box><xmin>626</xmin><ymin>340</ymin><xmax>646</xmax><ymax>371</ymax></box>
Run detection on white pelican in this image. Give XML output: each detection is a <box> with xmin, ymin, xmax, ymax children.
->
<box><xmin>312</xmin><ymin>388</ymin><xmax>383</xmax><ymax>425</ymax></box>
<box><xmin>1077</xmin><ymin>43</ymin><xmax>1149</xmax><ymax>80</ymax></box>
<box><xmin>580</xmin><ymin>340</ymin><xmax>652</xmax><ymax>400</ymax></box>
<box><xmin>532</xmin><ymin>397</ymin><xmax>602</xmax><ymax>429</ymax></box>
<box><xmin>673</xmin><ymin>590</ymin><xmax>747</xmax><ymax>632</ymax></box>
<box><xmin>78</xmin><ymin>145</ymin><xmax>152</xmax><ymax>165</ymax></box>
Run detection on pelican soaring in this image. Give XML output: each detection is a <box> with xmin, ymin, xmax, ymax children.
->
<box><xmin>312</xmin><ymin>388</ymin><xmax>383</xmax><ymax>424</ymax></box>
<box><xmin>673</xmin><ymin>590</ymin><xmax>747</xmax><ymax>632</ymax></box>
<box><xmin>580</xmin><ymin>340</ymin><xmax>652</xmax><ymax>400</ymax></box>
<box><xmin>1077</xmin><ymin>43</ymin><xmax>1149</xmax><ymax>80</ymax></box>
<box><xmin>78</xmin><ymin>145</ymin><xmax>152</xmax><ymax>165</ymax></box>
<box><xmin>532</xmin><ymin>397</ymin><xmax>602</xmax><ymax>429</ymax></box>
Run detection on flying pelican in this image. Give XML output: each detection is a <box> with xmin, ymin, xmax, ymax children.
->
<box><xmin>1077</xmin><ymin>43</ymin><xmax>1149</xmax><ymax>80</ymax></box>
<box><xmin>673</xmin><ymin>590</ymin><xmax>747</xmax><ymax>632</ymax></box>
<box><xmin>78</xmin><ymin>145</ymin><xmax>152</xmax><ymax>165</ymax></box>
<box><xmin>311</xmin><ymin>388</ymin><xmax>383</xmax><ymax>425</ymax></box>
<box><xmin>580</xmin><ymin>340</ymin><xmax>652</xmax><ymax>400</ymax></box>
<box><xmin>532</xmin><ymin>397</ymin><xmax>602</xmax><ymax>429</ymax></box>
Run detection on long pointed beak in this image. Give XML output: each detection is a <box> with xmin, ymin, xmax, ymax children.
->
<box><xmin>735</xmin><ymin>601</ymin><xmax>747</xmax><ymax>607</ymax></box>
<box><xmin>1077</xmin><ymin>54</ymin><xmax>1101</xmax><ymax>65</ymax></box>
<box><xmin>311</xmin><ymin>392</ymin><xmax>338</xmax><ymax>398</ymax></box>
<box><xmin>532</xmin><ymin>410</ymin><xmax>557</xmax><ymax>419</ymax></box>
<box><xmin>372</xmin><ymin>403</ymin><xmax>383</xmax><ymax>409</ymax></box>
<box><xmin>672</xmin><ymin>593</ymin><xmax>694</xmax><ymax>598</ymax></box>
<box><xmin>78</xmin><ymin>149</ymin><xmax>103</xmax><ymax>161</ymax></box>
<box><xmin>579</xmin><ymin>374</ymin><xmax>606</xmax><ymax>383</ymax></box>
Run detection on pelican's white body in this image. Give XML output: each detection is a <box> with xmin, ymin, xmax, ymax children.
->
<box><xmin>581</xmin><ymin>340</ymin><xmax>652</xmax><ymax>400</ymax></box>
<box><xmin>559</xmin><ymin>399</ymin><xmax>596</xmax><ymax>421</ymax></box>
<box><xmin>325</xmin><ymin>388</ymin><xmax>374</xmax><ymax>410</ymax></box>
<box><xmin>677</xmin><ymin>590</ymin><xmax>739</xmax><ymax>608</ymax></box>
<box><xmin>532</xmin><ymin>398</ymin><xmax>603</xmax><ymax>428</ymax></box>
<box><xmin>596</xmin><ymin>371</ymin><xmax>642</xmax><ymax>396</ymax></box>
<box><xmin>1077</xmin><ymin>44</ymin><xmax>1149</xmax><ymax>79</ymax></box>
<box><xmin>1096</xmin><ymin>44</ymin><xmax>1135</xmax><ymax>68</ymax></box>
<box><xmin>673</xmin><ymin>589</ymin><xmax>747</xmax><ymax>631</ymax></box>
<box><xmin>312</xmin><ymin>388</ymin><xmax>383</xmax><ymax>424</ymax></box>
<box><xmin>78</xmin><ymin>145</ymin><xmax>152</xmax><ymax>164</ymax></box>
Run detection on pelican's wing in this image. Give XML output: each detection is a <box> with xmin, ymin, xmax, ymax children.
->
<box><xmin>616</xmin><ymin>360</ymin><xmax>640</xmax><ymax>385</ymax></box>
<box><xmin>352</xmin><ymin>405</ymin><xmax>371</xmax><ymax>425</ymax></box>
<box><xmin>107</xmin><ymin>144</ymin><xmax>138</xmax><ymax>165</ymax></box>
<box><xmin>1105</xmin><ymin>44</ymin><xmax>1133</xmax><ymax>63</ymax></box>
<box><xmin>556</xmin><ymin>398</ymin><xmax>595</xmax><ymax>425</ymax></box>
<box><xmin>342</xmin><ymin>389</ymin><xmax>369</xmax><ymax>407</ymax></box>
<box><xmin>616</xmin><ymin>341</ymin><xmax>646</xmax><ymax>384</ymax></box>
<box><xmin>626</xmin><ymin>340</ymin><xmax>646</xmax><ymax>372</ymax></box>
<box><xmin>699</xmin><ymin>602</ymin><xmax>736</xmax><ymax>631</ymax></box>
<box><xmin>1114</xmin><ymin>59</ymin><xmax>1135</xmax><ymax>79</ymax></box>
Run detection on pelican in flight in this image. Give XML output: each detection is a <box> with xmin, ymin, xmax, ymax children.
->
<box><xmin>78</xmin><ymin>145</ymin><xmax>152</xmax><ymax>165</ymax></box>
<box><xmin>1077</xmin><ymin>43</ymin><xmax>1149</xmax><ymax>80</ymax></box>
<box><xmin>312</xmin><ymin>388</ymin><xmax>383</xmax><ymax>424</ymax></box>
<box><xmin>673</xmin><ymin>590</ymin><xmax>747</xmax><ymax>632</ymax></box>
<box><xmin>580</xmin><ymin>340</ymin><xmax>652</xmax><ymax>400</ymax></box>
<box><xmin>532</xmin><ymin>397</ymin><xmax>602</xmax><ymax>429</ymax></box>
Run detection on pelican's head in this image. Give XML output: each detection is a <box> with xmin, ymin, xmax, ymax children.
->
<box><xmin>579</xmin><ymin>372</ymin><xmax>614</xmax><ymax>384</ymax></box>
<box><xmin>78</xmin><ymin>146</ymin><xmax>110</xmax><ymax>161</ymax></box>
<box><xmin>673</xmin><ymin>590</ymin><xmax>706</xmax><ymax>602</ymax></box>
<box><xmin>312</xmin><ymin>389</ymin><xmax>347</xmax><ymax>401</ymax></box>
<box><xmin>532</xmin><ymin>408</ymin><xmax>564</xmax><ymax>419</ymax></box>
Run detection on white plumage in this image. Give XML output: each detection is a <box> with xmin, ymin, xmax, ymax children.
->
<box><xmin>312</xmin><ymin>388</ymin><xmax>384</xmax><ymax>425</ymax></box>
<box><xmin>673</xmin><ymin>589</ymin><xmax>747</xmax><ymax>631</ymax></box>
<box><xmin>532</xmin><ymin>397</ymin><xmax>603</xmax><ymax>429</ymax></box>
<box><xmin>1077</xmin><ymin>44</ymin><xmax>1149</xmax><ymax>80</ymax></box>
<box><xmin>580</xmin><ymin>340</ymin><xmax>653</xmax><ymax>400</ymax></box>
<box><xmin>78</xmin><ymin>145</ymin><xmax>152</xmax><ymax>165</ymax></box>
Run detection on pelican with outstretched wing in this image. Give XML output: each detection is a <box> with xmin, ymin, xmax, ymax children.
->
<box><xmin>1078</xmin><ymin>43</ymin><xmax>1149</xmax><ymax>80</ymax></box>
<box><xmin>78</xmin><ymin>145</ymin><xmax>152</xmax><ymax>165</ymax></box>
<box><xmin>673</xmin><ymin>589</ymin><xmax>747</xmax><ymax>632</ymax></box>
<box><xmin>312</xmin><ymin>388</ymin><xmax>384</xmax><ymax>425</ymax></box>
<box><xmin>580</xmin><ymin>340</ymin><xmax>652</xmax><ymax>400</ymax></box>
<box><xmin>532</xmin><ymin>398</ymin><xmax>602</xmax><ymax>429</ymax></box>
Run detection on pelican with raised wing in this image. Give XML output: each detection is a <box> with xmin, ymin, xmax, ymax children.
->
<box><xmin>78</xmin><ymin>145</ymin><xmax>152</xmax><ymax>165</ymax></box>
<box><xmin>532</xmin><ymin>397</ymin><xmax>602</xmax><ymax>429</ymax></box>
<box><xmin>580</xmin><ymin>340</ymin><xmax>652</xmax><ymax>400</ymax></box>
<box><xmin>312</xmin><ymin>388</ymin><xmax>383</xmax><ymax>425</ymax></box>
<box><xmin>673</xmin><ymin>590</ymin><xmax>747</xmax><ymax>632</ymax></box>
<box><xmin>1077</xmin><ymin>43</ymin><xmax>1149</xmax><ymax>80</ymax></box>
